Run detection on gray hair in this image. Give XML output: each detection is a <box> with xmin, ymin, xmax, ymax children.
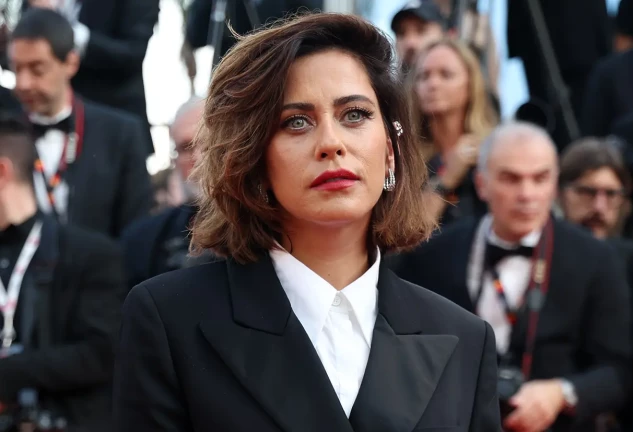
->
<box><xmin>477</xmin><ymin>121</ymin><xmax>555</xmax><ymax>174</ymax></box>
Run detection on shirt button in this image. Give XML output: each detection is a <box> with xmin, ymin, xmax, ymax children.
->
<box><xmin>332</xmin><ymin>295</ymin><xmax>342</xmax><ymax>307</ymax></box>
<box><xmin>0</xmin><ymin>259</ymin><xmax>9</xmax><ymax>269</ymax></box>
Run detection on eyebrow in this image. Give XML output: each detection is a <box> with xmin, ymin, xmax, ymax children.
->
<box><xmin>281</xmin><ymin>94</ymin><xmax>375</xmax><ymax>112</ymax></box>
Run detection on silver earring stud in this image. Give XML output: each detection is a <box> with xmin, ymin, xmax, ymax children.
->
<box><xmin>393</xmin><ymin>121</ymin><xmax>403</xmax><ymax>137</ymax></box>
<box><xmin>258</xmin><ymin>184</ymin><xmax>269</xmax><ymax>203</ymax></box>
<box><xmin>383</xmin><ymin>169</ymin><xmax>396</xmax><ymax>192</ymax></box>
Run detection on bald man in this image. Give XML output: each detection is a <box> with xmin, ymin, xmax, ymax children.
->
<box><xmin>121</xmin><ymin>97</ymin><xmax>212</xmax><ymax>289</ymax></box>
<box><xmin>392</xmin><ymin>122</ymin><xmax>631</xmax><ymax>432</ymax></box>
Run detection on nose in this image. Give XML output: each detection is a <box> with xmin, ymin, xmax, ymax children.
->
<box><xmin>14</xmin><ymin>70</ymin><xmax>32</xmax><ymax>92</ymax></box>
<box><xmin>592</xmin><ymin>192</ymin><xmax>609</xmax><ymax>212</ymax></box>
<box><xmin>517</xmin><ymin>179</ymin><xmax>537</xmax><ymax>201</ymax></box>
<box><xmin>314</xmin><ymin>119</ymin><xmax>346</xmax><ymax>160</ymax></box>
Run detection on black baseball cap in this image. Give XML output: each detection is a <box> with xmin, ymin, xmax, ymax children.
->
<box><xmin>391</xmin><ymin>0</ymin><xmax>446</xmax><ymax>33</ymax></box>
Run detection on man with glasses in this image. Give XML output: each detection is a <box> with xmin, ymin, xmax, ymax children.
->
<box><xmin>559</xmin><ymin>138</ymin><xmax>631</xmax><ymax>240</ymax></box>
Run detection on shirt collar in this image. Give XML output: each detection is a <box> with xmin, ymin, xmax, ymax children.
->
<box><xmin>30</xmin><ymin>105</ymin><xmax>72</xmax><ymax>126</ymax></box>
<box><xmin>486</xmin><ymin>215</ymin><xmax>542</xmax><ymax>248</ymax></box>
<box><xmin>269</xmin><ymin>247</ymin><xmax>380</xmax><ymax>346</ymax></box>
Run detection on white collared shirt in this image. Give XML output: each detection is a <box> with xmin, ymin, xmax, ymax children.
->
<box><xmin>467</xmin><ymin>214</ymin><xmax>541</xmax><ymax>354</ymax></box>
<box><xmin>30</xmin><ymin>106</ymin><xmax>72</xmax><ymax>221</ymax></box>
<box><xmin>269</xmin><ymin>248</ymin><xmax>380</xmax><ymax>417</ymax></box>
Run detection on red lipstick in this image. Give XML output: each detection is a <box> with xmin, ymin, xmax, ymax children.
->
<box><xmin>310</xmin><ymin>169</ymin><xmax>359</xmax><ymax>191</ymax></box>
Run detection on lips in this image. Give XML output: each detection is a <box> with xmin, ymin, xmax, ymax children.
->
<box><xmin>310</xmin><ymin>169</ymin><xmax>359</xmax><ymax>188</ymax></box>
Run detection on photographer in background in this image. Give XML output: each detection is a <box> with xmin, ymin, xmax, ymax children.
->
<box><xmin>392</xmin><ymin>122</ymin><xmax>631</xmax><ymax>432</ymax></box>
<box><xmin>121</xmin><ymin>97</ymin><xmax>212</xmax><ymax>290</ymax></box>
<box><xmin>0</xmin><ymin>112</ymin><xmax>124</xmax><ymax>431</ymax></box>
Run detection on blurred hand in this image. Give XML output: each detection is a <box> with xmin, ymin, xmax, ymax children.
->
<box><xmin>440</xmin><ymin>134</ymin><xmax>480</xmax><ymax>190</ymax></box>
<box><xmin>504</xmin><ymin>380</ymin><xmax>566</xmax><ymax>432</ymax></box>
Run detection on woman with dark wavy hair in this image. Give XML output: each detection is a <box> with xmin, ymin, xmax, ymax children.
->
<box><xmin>113</xmin><ymin>12</ymin><xmax>500</xmax><ymax>432</ymax></box>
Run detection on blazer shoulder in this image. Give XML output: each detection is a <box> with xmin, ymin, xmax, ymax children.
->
<box><xmin>62</xmin><ymin>224</ymin><xmax>121</xmax><ymax>256</ymax></box>
<box><xmin>132</xmin><ymin>260</ymin><xmax>229</xmax><ymax>308</ymax></box>
<box><xmin>83</xmin><ymin>99</ymin><xmax>143</xmax><ymax>127</ymax></box>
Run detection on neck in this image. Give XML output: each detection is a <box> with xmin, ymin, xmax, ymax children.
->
<box><xmin>429</xmin><ymin>112</ymin><xmax>466</xmax><ymax>157</ymax></box>
<box><xmin>282</xmin><ymin>220</ymin><xmax>371</xmax><ymax>290</ymax></box>
<box><xmin>44</xmin><ymin>86</ymin><xmax>73</xmax><ymax>118</ymax></box>
<box><xmin>0</xmin><ymin>186</ymin><xmax>38</xmax><ymax>230</ymax></box>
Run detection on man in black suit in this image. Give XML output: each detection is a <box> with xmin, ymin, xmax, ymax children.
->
<box><xmin>393</xmin><ymin>122</ymin><xmax>631</xmax><ymax>432</ymax></box>
<box><xmin>24</xmin><ymin>0</ymin><xmax>160</xmax><ymax>156</ymax></box>
<box><xmin>121</xmin><ymin>97</ymin><xmax>209</xmax><ymax>289</ymax></box>
<box><xmin>8</xmin><ymin>8</ymin><xmax>153</xmax><ymax>238</ymax></box>
<box><xmin>0</xmin><ymin>111</ymin><xmax>124</xmax><ymax>431</ymax></box>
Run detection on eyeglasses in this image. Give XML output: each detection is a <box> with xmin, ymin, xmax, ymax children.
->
<box><xmin>568</xmin><ymin>184</ymin><xmax>627</xmax><ymax>207</ymax></box>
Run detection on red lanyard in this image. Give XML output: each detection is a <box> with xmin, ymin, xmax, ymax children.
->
<box><xmin>476</xmin><ymin>218</ymin><xmax>554</xmax><ymax>379</ymax></box>
<box><xmin>33</xmin><ymin>97</ymin><xmax>85</xmax><ymax>213</ymax></box>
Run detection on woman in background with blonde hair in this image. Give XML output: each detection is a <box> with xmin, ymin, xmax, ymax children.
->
<box><xmin>409</xmin><ymin>38</ymin><xmax>498</xmax><ymax>226</ymax></box>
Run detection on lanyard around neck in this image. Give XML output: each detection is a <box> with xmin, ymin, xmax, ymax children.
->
<box><xmin>0</xmin><ymin>220</ymin><xmax>43</xmax><ymax>349</ymax></box>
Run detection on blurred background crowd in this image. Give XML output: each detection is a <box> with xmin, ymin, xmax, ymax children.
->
<box><xmin>1</xmin><ymin>0</ymin><xmax>633</xmax><ymax>431</ymax></box>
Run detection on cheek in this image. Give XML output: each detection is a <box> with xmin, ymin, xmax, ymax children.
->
<box><xmin>266</xmin><ymin>140</ymin><xmax>308</xmax><ymax>194</ymax></box>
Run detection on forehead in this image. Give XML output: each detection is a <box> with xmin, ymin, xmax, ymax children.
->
<box><xmin>10</xmin><ymin>38</ymin><xmax>55</xmax><ymax>61</ymax></box>
<box><xmin>419</xmin><ymin>46</ymin><xmax>463</xmax><ymax>70</ymax></box>
<box><xmin>284</xmin><ymin>50</ymin><xmax>377</xmax><ymax>103</ymax></box>
<box><xmin>489</xmin><ymin>135</ymin><xmax>557</xmax><ymax>173</ymax></box>
<box><xmin>576</xmin><ymin>167</ymin><xmax>623</xmax><ymax>187</ymax></box>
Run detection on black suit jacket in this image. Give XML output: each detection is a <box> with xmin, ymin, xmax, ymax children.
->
<box><xmin>120</xmin><ymin>204</ymin><xmax>196</xmax><ymax>289</ymax></box>
<box><xmin>70</xmin><ymin>0</ymin><xmax>160</xmax><ymax>155</ymax></box>
<box><xmin>582</xmin><ymin>50</ymin><xmax>633</xmax><ymax>137</ymax></box>
<box><xmin>391</xmin><ymin>218</ymin><xmax>632</xmax><ymax>432</ymax></box>
<box><xmin>60</xmin><ymin>99</ymin><xmax>153</xmax><ymax>238</ymax></box>
<box><xmin>186</xmin><ymin>0</ymin><xmax>322</xmax><ymax>53</ymax></box>
<box><xmin>0</xmin><ymin>214</ymin><xmax>125</xmax><ymax>432</ymax></box>
<box><xmin>114</xmin><ymin>256</ymin><xmax>501</xmax><ymax>431</ymax></box>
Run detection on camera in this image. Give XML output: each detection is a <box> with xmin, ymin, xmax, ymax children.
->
<box><xmin>497</xmin><ymin>366</ymin><xmax>524</xmax><ymax>418</ymax></box>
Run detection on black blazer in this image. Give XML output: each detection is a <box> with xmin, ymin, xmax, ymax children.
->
<box><xmin>391</xmin><ymin>218</ymin><xmax>632</xmax><ymax>432</ymax></box>
<box><xmin>0</xmin><ymin>214</ymin><xmax>125</xmax><ymax>431</ymax></box>
<box><xmin>61</xmin><ymin>99</ymin><xmax>153</xmax><ymax>238</ymax></box>
<box><xmin>114</xmin><ymin>256</ymin><xmax>501</xmax><ymax>431</ymax></box>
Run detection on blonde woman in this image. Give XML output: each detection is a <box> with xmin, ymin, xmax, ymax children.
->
<box><xmin>410</xmin><ymin>38</ymin><xmax>498</xmax><ymax>226</ymax></box>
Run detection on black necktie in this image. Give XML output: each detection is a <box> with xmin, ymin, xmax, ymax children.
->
<box><xmin>32</xmin><ymin>117</ymin><xmax>72</xmax><ymax>138</ymax></box>
<box><xmin>485</xmin><ymin>242</ymin><xmax>534</xmax><ymax>269</ymax></box>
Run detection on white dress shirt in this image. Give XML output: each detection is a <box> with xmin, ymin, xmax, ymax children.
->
<box><xmin>467</xmin><ymin>215</ymin><xmax>541</xmax><ymax>354</ymax></box>
<box><xmin>30</xmin><ymin>106</ymin><xmax>72</xmax><ymax>220</ymax></box>
<box><xmin>269</xmin><ymin>248</ymin><xmax>380</xmax><ymax>417</ymax></box>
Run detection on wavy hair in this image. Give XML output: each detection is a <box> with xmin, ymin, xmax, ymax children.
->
<box><xmin>190</xmin><ymin>12</ymin><xmax>437</xmax><ymax>263</ymax></box>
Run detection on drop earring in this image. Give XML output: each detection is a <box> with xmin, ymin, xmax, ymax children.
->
<box><xmin>258</xmin><ymin>184</ymin><xmax>269</xmax><ymax>203</ymax></box>
<box><xmin>383</xmin><ymin>169</ymin><xmax>396</xmax><ymax>192</ymax></box>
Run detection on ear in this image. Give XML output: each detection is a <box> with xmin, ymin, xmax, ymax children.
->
<box><xmin>65</xmin><ymin>50</ymin><xmax>80</xmax><ymax>79</ymax></box>
<box><xmin>474</xmin><ymin>169</ymin><xmax>487</xmax><ymax>202</ymax></box>
<box><xmin>0</xmin><ymin>157</ymin><xmax>15</xmax><ymax>190</ymax></box>
<box><xmin>385</xmin><ymin>137</ymin><xmax>396</xmax><ymax>174</ymax></box>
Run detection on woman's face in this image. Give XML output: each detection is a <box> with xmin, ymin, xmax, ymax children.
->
<box><xmin>415</xmin><ymin>45</ymin><xmax>469</xmax><ymax>116</ymax></box>
<box><xmin>266</xmin><ymin>49</ymin><xmax>394</xmax><ymax>231</ymax></box>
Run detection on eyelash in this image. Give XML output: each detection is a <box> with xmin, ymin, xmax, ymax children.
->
<box><xmin>281</xmin><ymin>106</ymin><xmax>375</xmax><ymax>128</ymax></box>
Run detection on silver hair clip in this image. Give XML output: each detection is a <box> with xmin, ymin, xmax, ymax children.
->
<box><xmin>393</xmin><ymin>121</ymin><xmax>403</xmax><ymax>137</ymax></box>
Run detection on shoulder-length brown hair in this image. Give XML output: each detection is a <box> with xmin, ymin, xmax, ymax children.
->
<box><xmin>190</xmin><ymin>12</ymin><xmax>437</xmax><ymax>263</ymax></box>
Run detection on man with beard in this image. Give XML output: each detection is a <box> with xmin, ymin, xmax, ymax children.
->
<box><xmin>392</xmin><ymin>122</ymin><xmax>631</xmax><ymax>432</ymax></box>
<box><xmin>558</xmin><ymin>138</ymin><xmax>631</xmax><ymax>240</ymax></box>
<box><xmin>121</xmin><ymin>97</ymin><xmax>212</xmax><ymax>290</ymax></box>
<box><xmin>391</xmin><ymin>0</ymin><xmax>446</xmax><ymax>74</ymax></box>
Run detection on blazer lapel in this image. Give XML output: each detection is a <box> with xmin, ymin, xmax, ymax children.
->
<box><xmin>198</xmin><ymin>256</ymin><xmax>352</xmax><ymax>432</ymax></box>
<box><xmin>349</xmin><ymin>265</ymin><xmax>458</xmax><ymax>432</ymax></box>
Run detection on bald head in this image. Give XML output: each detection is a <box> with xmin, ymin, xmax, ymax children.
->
<box><xmin>171</xmin><ymin>96</ymin><xmax>204</xmax><ymax>148</ymax></box>
<box><xmin>477</xmin><ymin>121</ymin><xmax>557</xmax><ymax>174</ymax></box>
<box><xmin>475</xmin><ymin>121</ymin><xmax>558</xmax><ymax>243</ymax></box>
